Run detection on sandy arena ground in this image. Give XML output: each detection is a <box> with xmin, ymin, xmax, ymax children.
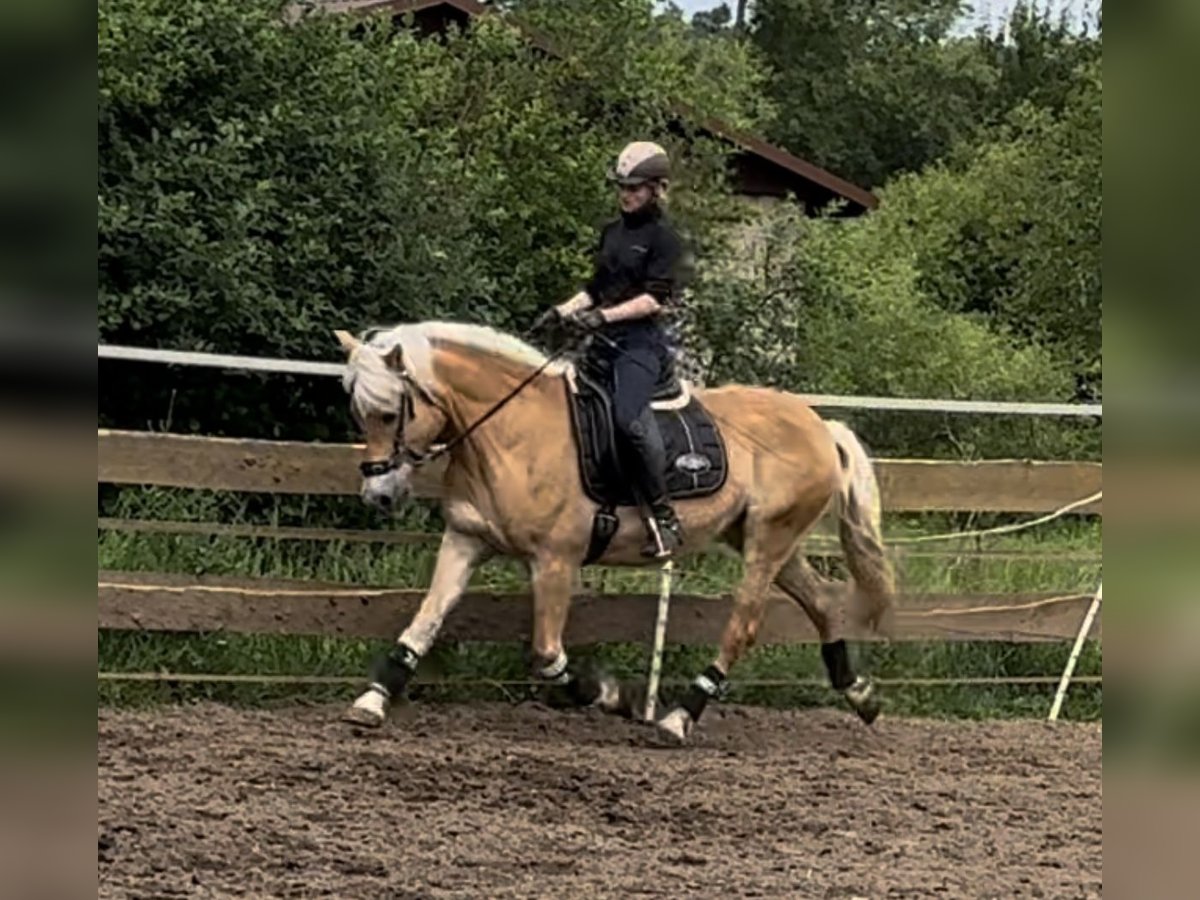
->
<box><xmin>98</xmin><ymin>702</ymin><xmax>1102</xmax><ymax>898</ymax></box>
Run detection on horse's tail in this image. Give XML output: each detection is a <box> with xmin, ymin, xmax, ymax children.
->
<box><xmin>825</xmin><ymin>420</ymin><xmax>895</xmax><ymax>634</ymax></box>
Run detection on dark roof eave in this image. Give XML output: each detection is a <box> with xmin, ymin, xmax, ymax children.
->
<box><xmin>327</xmin><ymin>0</ymin><xmax>492</xmax><ymax>21</ymax></box>
<box><xmin>673</xmin><ymin>104</ymin><xmax>878</xmax><ymax>211</ymax></box>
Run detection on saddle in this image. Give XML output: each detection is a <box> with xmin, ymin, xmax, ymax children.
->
<box><xmin>564</xmin><ymin>358</ymin><xmax>728</xmax><ymax>563</ymax></box>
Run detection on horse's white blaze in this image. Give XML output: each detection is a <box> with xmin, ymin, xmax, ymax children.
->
<box><xmin>351</xmin><ymin>688</ymin><xmax>387</xmax><ymax>721</ymax></box>
<box><xmin>398</xmin><ymin>529</ymin><xmax>490</xmax><ymax>656</ymax></box>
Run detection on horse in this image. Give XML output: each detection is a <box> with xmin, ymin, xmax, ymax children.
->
<box><xmin>333</xmin><ymin>321</ymin><xmax>894</xmax><ymax>742</ymax></box>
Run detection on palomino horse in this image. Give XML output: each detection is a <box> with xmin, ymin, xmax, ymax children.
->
<box><xmin>335</xmin><ymin>322</ymin><xmax>894</xmax><ymax>742</ymax></box>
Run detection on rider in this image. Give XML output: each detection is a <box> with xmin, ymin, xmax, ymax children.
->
<box><xmin>549</xmin><ymin>141</ymin><xmax>688</xmax><ymax>558</ymax></box>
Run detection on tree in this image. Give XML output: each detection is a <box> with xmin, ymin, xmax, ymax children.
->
<box><xmin>679</xmin><ymin>199</ymin><xmax>1085</xmax><ymax>459</ymax></box>
<box><xmin>747</xmin><ymin>0</ymin><xmax>1100</xmax><ymax>188</ymax></box>
<box><xmin>690</xmin><ymin>3</ymin><xmax>732</xmax><ymax>34</ymax></box>
<box><xmin>750</xmin><ymin>0</ymin><xmax>995</xmax><ymax>188</ymax></box>
<box><xmin>508</xmin><ymin>0</ymin><xmax>774</xmax><ymax>133</ymax></box>
<box><xmin>866</xmin><ymin>58</ymin><xmax>1102</xmax><ymax>399</ymax></box>
<box><xmin>98</xmin><ymin>0</ymin><xmax>1099</xmax><ymax>459</ymax></box>
<box><xmin>977</xmin><ymin>2</ymin><xmax>1102</xmax><ymax>124</ymax></box>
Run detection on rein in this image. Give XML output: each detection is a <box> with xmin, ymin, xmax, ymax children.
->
<box><xmin>359</xmin><ymin>318</ymin><xmax>662</xmax><ymax>480</ymax></box>
<box><xmin>362</xmin><ymin>343</ymin><xmax>569</xmax><ymax>477</ymax></box>
<box><xmin>422</xmin><ymin>346</ymin><xmax>569</xmax><ymax>464</ymax></box>
<box><xmin>420</xmin><ymin>326</ymin><xmax>667</xmax><ymax>464</ymax></box>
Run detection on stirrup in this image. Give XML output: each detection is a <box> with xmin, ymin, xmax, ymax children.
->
<box><xmin>642</xmin><ymin>513</ymin><xmax>683</xmax><ymax>559</ymax></box>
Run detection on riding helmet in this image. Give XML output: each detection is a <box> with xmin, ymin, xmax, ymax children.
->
<box><xmin>608</xmin><ymin>141</ymin><xmax>671</xmax><ymax>187</ymax></box>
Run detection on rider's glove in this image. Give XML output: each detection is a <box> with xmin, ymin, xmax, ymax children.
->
<box><xmin>566</xmin><ymin>308</ymin><xmax>607</xmax><ymax>332</ymax></box>
<box><xmin>530</xmin><ymin>307</ymin><xmax>562</xmax><ymax>332</ymax></box>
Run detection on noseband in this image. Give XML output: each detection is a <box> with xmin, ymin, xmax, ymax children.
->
<box><xmin>358</xmin><ymin>378</ymin><xmax>432</xmax><ymax>478</ymax></box>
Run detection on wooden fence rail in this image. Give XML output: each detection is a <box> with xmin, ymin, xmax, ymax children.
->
<box><xmin>96</xmin><ymin>517</ymin><xmax>1103</xmax><ymax>562</ymax></box>
<box><xmin>98</xmin><ymin>429</ymin><xmax>1103</xmax><ymax>515</ymax></box>
<box><xmin>98</xmin><ymin>571</ymin><xmax>1101</xmax><ymax>644</ymax></box>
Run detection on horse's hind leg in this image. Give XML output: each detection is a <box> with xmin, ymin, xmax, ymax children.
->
<box><xmin>657</xmin><ymin>514</ymin><xmax>799</xmax><ymax>742</ymax></box>
<box><xmin>775</xmin><ymin>553</ymin><xmax>880</xmax><ymax>724</ymax></box>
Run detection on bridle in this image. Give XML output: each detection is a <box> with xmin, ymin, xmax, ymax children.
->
<box><xmin>357</xmin><ymin>391</ymin><xmax>424</xmax><ymax>480</ymax></box>
<box><xmin>356</xmin><ymin>344</ymin><xmax>569</xmax><ymax>479</ymax></box>
<box><xmin>356</xmin><ymin>371</ymin><xmax>435</xmax><ymax>478</ymax></box>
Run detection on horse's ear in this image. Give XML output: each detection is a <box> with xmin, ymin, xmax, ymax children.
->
<box><xmin>382</xmin><ymin>344</ymin><xmax>404</xmax><ymax>372</ymax></box>
<box><xmin>334</xmin><ymin>330</ymin><xmax>361</xmax><ymax>354</ymax></box>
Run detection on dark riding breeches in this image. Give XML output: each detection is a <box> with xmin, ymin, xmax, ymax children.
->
<box><xmin>609</xmin><ymin>343</ymin><xmax>671</xmax><ymax>507</ymax></box>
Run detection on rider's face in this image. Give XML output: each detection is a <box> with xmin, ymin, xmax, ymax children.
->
<box><xmin>618</xmin><ymin>182</ymin><xmax>654</xmax><ymax>212</ymax></box>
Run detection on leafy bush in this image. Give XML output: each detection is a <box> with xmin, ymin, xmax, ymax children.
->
<box><xmin>682</xmin><ymin>191</ymin><xmax>1096</xmax><ymax>458</ymax></box>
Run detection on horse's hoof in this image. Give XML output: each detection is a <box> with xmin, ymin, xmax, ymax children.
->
<box><xmin>593</xmin><ymin>674</ymin><xmax>622</xmax><ymax>713</ymax></box>
<box><xmin>844</xmin><ymin>676</ymin><xmax>881</xmax><ymax>726</ymax></box>
<box><xmin>341</xmin><ymin>705</ymin><xmax>385</xmax><ymax>728</ymax></box>
<box><xmin>615</xmin><ymin>679</ymin><xmax>648</xmax><ymax>719</ymax></box>
<box><xmin>341</xmin><ymin>707</ymin><xmax>384</xmax><ymax>728</ymax></box>
<box><xmin>656</xmin><ymin>707</ymin><xmax>693</xmax><ymax>744</ymax></box>
<box><xmin>563</xmin><ymin>662</ymin><xmax>623</xmax><ymax>714</ymax></box>
<box><xmin>342</xmin><ymin>689</ymin><xmax>387</xmax><ymax>728</ymax></box>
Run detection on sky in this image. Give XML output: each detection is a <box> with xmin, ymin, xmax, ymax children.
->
<box><xmin>661</xmin><ymin>0</ymin><xmax>1100</xmax><ymax>34</ymax></box>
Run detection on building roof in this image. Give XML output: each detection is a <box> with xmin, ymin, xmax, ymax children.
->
<box><xmin>318</xmin><ymin>0</ymin><xmax>879</xmax><ymax>212</ymax></box>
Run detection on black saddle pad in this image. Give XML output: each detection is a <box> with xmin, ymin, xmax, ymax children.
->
<box><xmin>565</xmin><ymin>371</ymin><xmax>728</xmax><ymax>508</ymax></box>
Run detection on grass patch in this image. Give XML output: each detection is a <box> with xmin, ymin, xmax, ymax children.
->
<box><xmin>97</xmin><ymin>631</ymin><xmax>1101</xmax><ymax>720</ymax></box>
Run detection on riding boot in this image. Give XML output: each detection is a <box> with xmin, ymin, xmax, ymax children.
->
<box><xmin>624</xmin><ymin>408</ymin><xmax>684</xmax><ymax>558</ymax></box>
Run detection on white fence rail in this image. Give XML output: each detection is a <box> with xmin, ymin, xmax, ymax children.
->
<box><xmin>98</xmin><ymin>344</ymin><xmax>1103</xmax><ymax>417</ymax></box>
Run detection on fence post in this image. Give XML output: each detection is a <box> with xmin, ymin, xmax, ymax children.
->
<box><xmin>1048</xmin><ymin>581</ymin><xmax>1103</xmax><ymax>721</ymax></box>
<box><xmin>643</xmin><ymin>560</ymin><xmax>674</xmax><ymax>722</ymax></box>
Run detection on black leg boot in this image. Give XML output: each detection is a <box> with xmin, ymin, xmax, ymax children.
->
<box><xmin>624</xmin><ymin>408</ymin><xmax>684</xmax><ymax>557</ymax></box>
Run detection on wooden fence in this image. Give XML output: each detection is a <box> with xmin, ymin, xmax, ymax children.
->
<box><xmin>98</xmin><ymin>429</ymin><xmax>1103</xmax><ymax>514</ymax></box>
<box><xmin>97</xmin><ymin>429</ymin><xmax>1103</xmax><ymax>649</ymax></box>
<box><xmin>97</xmin><ymin>571</ymin><xmax>1098</xmax><ymax>644</ymax></box>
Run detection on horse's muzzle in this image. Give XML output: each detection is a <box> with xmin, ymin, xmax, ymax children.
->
<box><xmin>361</xmin><ymin>464</ymin><xmax>413</xmax><ymax>513</ymax></box>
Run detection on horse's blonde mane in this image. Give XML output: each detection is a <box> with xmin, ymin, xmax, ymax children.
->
<box><xmin>344</xmin><ymin>321</ymin><xmax>562</xmax><ymax>416</ymax></box>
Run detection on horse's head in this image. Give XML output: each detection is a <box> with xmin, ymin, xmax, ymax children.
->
<box><xmin>335</xmin><ymin>329</ymin><xmax>448</xmax><ymax>513</ymax></box>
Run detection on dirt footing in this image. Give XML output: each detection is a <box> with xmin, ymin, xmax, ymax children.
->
<box><xmin>99</xmin><ymin>702</ymin><xmax>1102</xmax><ymax>898</ymax></box>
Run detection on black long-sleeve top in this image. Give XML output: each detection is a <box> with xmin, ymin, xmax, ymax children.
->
<box><xmin>584</xmin><ymin>204</ymin><xmax>687</xmax><ymax>347</ymax></box>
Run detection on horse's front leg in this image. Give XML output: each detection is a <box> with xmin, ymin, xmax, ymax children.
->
<box><xmin>528</xmin><ymin>555</ymin><xmax>619</xmax><ymax>711</ymax></box>
<box><xmin>343</xmin><ymin>529</ymin><xmax>491</xmax><ymax>727</ymax></box>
